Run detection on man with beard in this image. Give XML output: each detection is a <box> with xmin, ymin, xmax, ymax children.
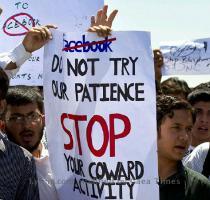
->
<box><xmin>4</xmin><ymin>86</ymin><xmax>58</xmax><ymax>200</ymax></box>
<box><xmin>0</xmin><ymin>4</ymin><xmax>53</xmax><ymax>200</ymax></box>
<box><xmin>0</xmin><ymin>69</ymin><xmax>40</xmax><ymax>199</ymax></box>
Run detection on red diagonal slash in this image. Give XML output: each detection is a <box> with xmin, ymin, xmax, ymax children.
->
<box><xmin>3</xmin><ymin>13</ymin><xmax>35</xmax><ymax>36</ymax></box>
<box><xmin>62</xmin><ymin>37</ymin><xmax>116</xmax><ymax>51</ymax></box>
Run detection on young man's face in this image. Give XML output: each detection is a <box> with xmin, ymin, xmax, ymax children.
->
<box><xmin>5</xmin><ymin>103</ymin><xmax>44</xmax><ymax>152</ymax></box>
<box><xmin>158</xmin><ymin>109</ymin><xmax>193</xmax><ymax>162</ymax></box>
<box><xmin>192</xmin><ymin>101</ymin><xmax>210</xmax><ymax>145</ymax></box>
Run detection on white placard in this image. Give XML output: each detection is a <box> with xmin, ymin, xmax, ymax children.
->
<box><xmin>43</xmin><ymin>30</ymin><xmax>159</xmax><ymax>200</ymax></box>
<box><xmin>0</xmin><ymin>0</ymin><xmax>104</xmax><ymax>85</ymax></box>
<box><xmin>160</xmin><ymin>38</ymin><xmax>210</xmax><ymax>75</ymax></box>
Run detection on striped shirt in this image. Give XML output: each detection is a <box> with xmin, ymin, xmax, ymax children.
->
<box><xmin>0</xmin><ymin>133</ymin><xmax>40</xmax><ymax>200</ymax></box>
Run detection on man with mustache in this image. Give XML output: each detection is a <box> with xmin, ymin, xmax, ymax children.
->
<box><xmin>0</xmin><ymin>69</ymin><xmax>40</xmax><ymax>199</ymax></box>
<box><xmin>1</xmin><ymin>4</ymin><xmax>118</xmax><ymax>199</ymax></box>
<box><xmin>0</xmin><ymin>4</ymin><xmax>54</xmax><ymax>199</ymax></box>
<box><xmin>4</xmin><ymin>86</ymin><xmax>58</xmax><ymax>200</ymax></box>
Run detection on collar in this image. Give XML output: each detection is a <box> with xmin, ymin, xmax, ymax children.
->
<box><xmin>0</xmin><ymin>131</ymin><xmax>7</xmax><ymax>152</ymax></box>
<box><xmin>34</xmin><ymin>142</ymin><xmax>49</xmax><ymax>160</ymax></box>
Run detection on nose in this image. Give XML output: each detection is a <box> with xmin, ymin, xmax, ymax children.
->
<box><xmin>22</xmin><ymin>118</ymin><xmax>33</xmax><ymax>128</ymax></box>
<box><xmin>200</xmin><ymin>113</ymin><xmax>208</xmax><ymax>124</ymax></box>
<box><xmin>179</xmin><ymin>129</ymin><xmax>190</xmax><ymax>142</ymax></box>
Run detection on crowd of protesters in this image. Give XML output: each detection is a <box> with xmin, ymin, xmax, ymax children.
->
<box><xmin>0</xmin><ymin>4</ymin><xmax>210</xmax><ymax>200</ymax></box>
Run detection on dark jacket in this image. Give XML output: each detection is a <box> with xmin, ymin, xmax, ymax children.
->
<box><xmin>159</xmin><ymin>162</ymin><xmax>210</xmax><ymax>200</ymax></box>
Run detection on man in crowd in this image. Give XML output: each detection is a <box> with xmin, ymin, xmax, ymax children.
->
<box><xmin>183</xmin><ymin>87</ymin><xmax>210</xmax><ymax>178</ymax></box>
<box><xmin>0</xmin><ymin>4</ymin><xmax>118</xmax><ymax>199</ymax></box>
<box><xmin>4</xmin><ymin>86</ymin><xmax>58</xmax><ymax>199</ymax></box>
<box><xmin>187</xmin><ymin>89</ymin><xmax>210</xmax><ymax>153</ymax></box>
<box><xmin>0</xmin><ymin>69</ymin><xmax>40</xmax><ymax>199</ymax></box>
<box><xmin>0</xmin><ymin>4</ymin><xmax>53</xmax><ymax>199</ymax></box>
<box><xmin>157</xmin><ymin>95</ymin><xmax>210</xmax><ymax>199</ymax></box>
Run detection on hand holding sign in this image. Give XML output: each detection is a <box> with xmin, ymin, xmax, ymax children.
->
<box><xmin>88</xmin><ymin>5</ymin><xmax>118</xmax><ymax>37</ymax></box>
<box><xmin>22</xmin><ymin>24</ymin><xmax>57</xmax><ymax>53</ymax></box>
<box><xmin>153</xmin><ymin>49</ymin><xmax>164</xmax><ymax>82</ymax></box>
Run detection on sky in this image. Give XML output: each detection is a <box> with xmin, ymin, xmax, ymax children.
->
<box><xmin>105</xmin><ymin>0</ymin><xmax>210</xmax><ymax>87</ymax></box>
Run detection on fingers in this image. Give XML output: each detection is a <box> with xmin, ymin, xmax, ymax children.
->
<box><xmin>45</xmin><ymin>24</ymin><xmax>57</xmax><ymax>30</ymax></box>
<box><xmin>89</xmin><ymin>5</ymin><xmax>118</xmax><ymax>29</ymax></box>
<box><xmin>88</xmin><ymin>5</ymin><xmax>117</xmax><ymax>37</ymax></box>
<box><xmin>95</xmin><ymin>9</ymin><xmax>103</xmax><ymax>26</ymax></box>
<box><xmin>31</xmin><ymin>27</ymin><xmax>47</xmax><ymax>41</ymax></box>
<box><xmin>153</xmin><ymin>49</ymin><xmax>164</xmax><ymax>68</ymax></box>
<box><xmin>100</xmin><ymin>5</ymin><xmax>108</xmax><ymax>24</ymax></box>
<box><xmin>99</xmin><ymin>25</ymin><xmax>111</xmax><ymax>37</ymax></box>
<box><xmin>90</xmin><ymin>16</ymin><xmax>96</xmax><ymax>27</ymax></box>
<box><xmin>89</xmin><ymin>25</ymin><xmax>111</xmax><ymax>37</ymax></box>
<box><xmin>107</xmin><ymin>9</ymin><xmax>118</xmax><ymax>27</ymax></box>
<box><xmin>29</xmin><ymin>25</ymin><xmax>54</xmax><ymax>40</ymax></box>
<box><xmin>44</xmin><ymin>24</ymin><xmax>57</xmax><ymax>40</ymax></box>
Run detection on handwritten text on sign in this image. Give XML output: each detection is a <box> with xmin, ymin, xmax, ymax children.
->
<box><xmin>160</xmin><ymin>38</ymin><xmax>210</xmax><ymax>75</ymax></box>
<box><xmin>0</xmin><ymin>0</ymin><xmax>103</xmax><ymax>85</ymax></box>
<box><xmin>43</xmin><ymin>30</ymin><xmax>159</xmax><ymax>200</ymax></box>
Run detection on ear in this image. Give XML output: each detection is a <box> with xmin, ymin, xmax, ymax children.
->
<box><xmin>0</xmin><ymin>99</ymin><xmax>6</xmax><ymax>115</ymax></box>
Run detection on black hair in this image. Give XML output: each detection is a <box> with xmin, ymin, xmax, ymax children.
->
<box><xmin>6</xmin><ymin>86</ymin><xmax>44</xmax><ymax>113</ymax></box>
<box><xmin>161</xmin><ymin>77</ymin><xmax>191</xmax><ymax>99</ymax></box>
<box><xmin>0</xmin><ymin>68</ymin><xmax>9</xmax><ymax>100</ymax></box>
<box><xmin>157</xmin><ymin>95</ymin><xmax>195</xmax><ymax>129</ymax></box>
<box><xmin>188</xmin><ymin>89</ymin><xmax>210</xmax><ymax>106</ymax></box>
<box><xmin>193</xmin><ymin>81</ymin><xmax>210</xmax><ymax>91</ymax></box>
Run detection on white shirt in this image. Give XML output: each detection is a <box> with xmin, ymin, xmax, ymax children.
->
<box><xmin>35</xmin><ymin>143</ymin><xmax>58</xmax><ymax>200</ymax></box>
<box><xmin>0</xmin><ymin>43</ymin><xmax>31</xmax><ymax>78</ymax></box>
<box><xmin>184</xmin><ymin>142</ymin><xmax>210</xmax><ymax>180</ymax></box>
<box><xmin>183</xmin><ymin>145</ymin><xmax>195</xmax><ymax>161</ymax></box>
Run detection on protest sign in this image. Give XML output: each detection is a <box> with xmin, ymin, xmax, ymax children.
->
<box><xmin>43</xmin><ymin>30</ymin><xmax>159</xmax><ymax>200</ymax></box>
<box><xmin>0</xmin><ymin>0</ymin><xmax>103</xmax><ymax>85</ymax></box>
<box><xmin>160</xmin><ymin>38</ymin><xmax>210</xmax><ymax>75</ymax></box>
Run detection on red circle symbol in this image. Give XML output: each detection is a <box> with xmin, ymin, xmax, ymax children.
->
<box><xmin>3</xmin><ymin>13</ymin><xmax>35</xmax><ymax>36</ymax></box>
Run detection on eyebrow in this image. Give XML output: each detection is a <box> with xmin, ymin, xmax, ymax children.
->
<box><xmin>10</xmin><ymin>111</ymin><xmax>35</xmax><ymax>116</ymax></box>
<box><xmin>172</xmin><ymin>123</ymin><xmax>181</xmax><ymax>126</ymax></box>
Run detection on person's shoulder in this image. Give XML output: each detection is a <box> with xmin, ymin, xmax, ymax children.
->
<box><xmin>184</xmin><ymin>143</ymin><xmax>209</xmax><ymax>166</ymax></box>
<box><xmin>0</xmin><ymin>135</ymin><xmax>32</xmax><ymax>161</ymax></box>
<box><xmin>195</xmin><ymin>142</ymin><xmax>210</xmax><ymax>154</ymax></box>
<box><xmin>185</xmin><ymin>166</ymin><xmax>210</xmax><ymax>187</ymax></box>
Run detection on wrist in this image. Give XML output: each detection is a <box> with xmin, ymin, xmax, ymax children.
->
<box><xmin>9</xmin><ymin>43</ymin><xmax>32</xmax><ymax>67</ymax></box>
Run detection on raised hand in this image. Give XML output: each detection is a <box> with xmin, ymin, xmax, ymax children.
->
<box><xmin>88</xmin><ymin>5</ymin><xmax>118</xmax><ymax>37</ymax></box>
<box><xmin>22</xmin><ymin>24</ymin><xmax>57</xmax><ymax>53</ymax></box>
